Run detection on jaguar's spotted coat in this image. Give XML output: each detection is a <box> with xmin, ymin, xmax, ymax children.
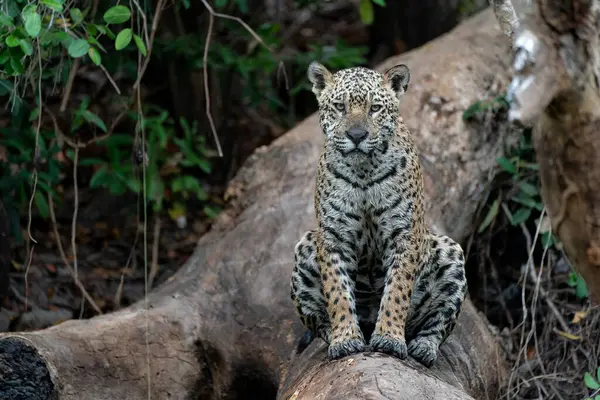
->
<box><xmin>290</xmin><ymin>62</ymin><xmax>468</xmax><ymax>367</ymax></box>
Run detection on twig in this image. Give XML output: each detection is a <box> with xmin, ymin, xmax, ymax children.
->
<box><xmin>133</xmin><ymin>26</ymin><xmax>152</xmax><ymax>399</ymax></box>
<box><xmin>23</xmin><ymin>246</ymin><xmax>35</xmax><ymax>312</ymax></box>
<box><xmin>98</xmin><ymin>63</ymin><xmax>121</xmax><ymax>95</ymax></box>
<box><xmin>23</xmin><ymin>40</ymin><xmax>43</xmax><ymax>312</ymax></box>
<box><xmin>47</xmin><ymin>193</ymin><xmax>102</xmax><ymax>315</ymax></box>
<box><xmin>201</xmin><ymin>8</ymin><xmax>222</xmax><ymax>157</ymax></box>
<box><xmin>196</xmin><ymin>0</ymin><xmax>282</xmax><ymax>157</ymax></box>
<box><xmin>518</xmin><ymin>215</ymin><xmax>572</xmax><ymax>334</ymax></box>
<box><xmin>147</xmin><ymin>216</ymin><xmax>161</xmax><ymax>288</ymax></box>
<box><xmin>45</xmin><ymin>105</ymin><xmax>127</xmax><ymax>149</ymax></box>
<box><xmin>113</xmin><ymin>273</ymin><xmax>126</xmax><ymax>308</ymax></box>
<box><xmin>60</xmin><ymin>59</ymin><xmax>80</xmax><ymax>112</ymax></box>
<box><xmin>11</xmin><ymin>285</ymin><xmax>34</xmax><ymax>309</ymax></box>
<box><xmin>70</xmin><ymin>147</ymin><xmax>80</xmax><ymax>282</ymax></box>
<box><xmin>130</xmin><ymin>0</ymin><xmax>150</xmax><ymax>48</ymax></box>
<box><xmin>132</xmin><ymin>0</ymin><xmax>166</xmax><ymax>91</ymax></box>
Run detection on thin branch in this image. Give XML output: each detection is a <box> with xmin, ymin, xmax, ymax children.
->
<box><xmin>45</xmin><ymin>106</ymin><xmax>128</xmax><ymax>149</ymax></box>
<box><xmin>48</xmin><ymin>193</ymin><xmax>103</xmax><ymax>315</ymax></box>
<box><xmin>70</xmin><ymin>147</ymin><xmax>80</xmax><ymax>282</ymax></box>
<box><xmin>60</xmin><ymin>59</ymin><xmax>80</xmax><ymax>112</ymax></box>
<box><xmin>130</xmin><ymin>0</ymin><xmax>151</xmax><ymax>49</ymax></box>
<box><xmin>147</xmin><ymin>216</ymin><xmax>161</xmax><ymax>289</ymax></box>
<box><xmin>196</xmin><ymin>0</ymin><xmax>281</xmax><ymax>157</ymax></box>
<box><xmin>98</xmin><ymin>63</ymin><xmax>122</xmax><ymax>95</ymax></box>
<box><xmin>132</xmin><ymin>0</ymin><xmax>166</xmax><ymax>91</ymax></box>
<box><xmin>23</xmin><ymin>40</ymin><xmax>43</xmax><ymax>312</ymax></box>
<box><xmin>201</xmin><ymin>8</ymin><xmax>222</xmax><ymax>157</ymax></box>
<box><xmin>200</xmin><ymin>0</ymin><xmax>273</xmax><ymax>53</ymax></box>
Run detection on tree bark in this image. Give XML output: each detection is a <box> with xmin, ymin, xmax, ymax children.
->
<box><xmin>504</xmin><ymin>0</ymin><xmax>600</xmax><ymax>302</ymax></box>
<box><xmin>0</xmin><ymin>8</ymin><xmax>513</xmax><ymax>400</ymax></box>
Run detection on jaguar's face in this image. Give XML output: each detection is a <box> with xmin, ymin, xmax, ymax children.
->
<box><xmin>308</xmin><ymin>62</ymin><xmax>410</xmax><ymax>158</ymax></box>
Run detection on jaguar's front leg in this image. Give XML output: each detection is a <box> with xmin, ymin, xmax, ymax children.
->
<box><xmin>317</xmin><ymin>231</ymin><xmax>365</xmax><ymax>360</ymax></box>
<box><xmin>369</xmin><ymin>240</ymin><xmax>419</xmax><ymax>359</ymax></box>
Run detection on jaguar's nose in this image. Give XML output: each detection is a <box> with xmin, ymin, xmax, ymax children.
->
<box><xmin>346</xmin><ymin>126</ymin><xmax>368</xmax><ymax>144</ymax></box>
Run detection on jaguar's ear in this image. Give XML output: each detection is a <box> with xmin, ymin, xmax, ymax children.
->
<box><xmin>383</xmin><ymin>64</ymin><xmax>410</xmax><ymax>99</ymax></box>
<box><xmin>307</xmin><ymin>61</ymin><xmax>333</xmax><ymax>98</ymax></box>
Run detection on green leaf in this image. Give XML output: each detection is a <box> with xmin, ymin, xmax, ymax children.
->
<box><xmin>510</xmin><ymin>207</ymin><xmax>531</xmax><ymax>226</ymax></box>
<box><xmin>575</xmin><ymin>275</ymin><xmax>589</xmax><ymax>299</ymax></box>
<box><xmin>24</xmin><ymin>12</ymin><xmax>41</xmax><ymax>37</ymax></box>
<box><xmin>372</xmin><ymin>0</ymin><xmax>386</xmax><ymax>6</ymax></box>
<box><xmin>6</xmin><ymin>35</ymin><xmax>19</xmax><ymax>47</ymax></box>
<box><xmin>203</xmin><ymin>205</ymin><xmax>221</xmax><ymax>219</ymax></box>
<box><xmin>462</xmin><ymin>100</ymin><xmax>484</xmax><ymax>121</ymax></box>
<box><xmin>68</xmin><ymin>39</ymin><xmax>89</xmax><ymax>58</ymax></box>
<box><xmin>19</xmin><ymin>39</ymin><xmax>33</xmax><ymax>56</ymax></box>
<box><xmin>197</xmin><ymin>159</ymin><xmax>211</xmax><ymax>173</ymax></box>
<box><xmin>87</xmin><ymin>37</ymin><xmax>106</xmax><ymax>52</ymax></box>
<box><xmin>81</xmin><ymin>110</ymin><xmax>107</xmax><ymax>132</ymax></box>
<box><xmin>34</xmin><ymin>191</ymin><xmax>49</xmax><ymax>219</ymax></box>
<box><xmin>88</xmin><ymin>47</ymin><xmax>101</xmax><ymax>65</ymax></box>
<box><xmin>89</xmin><ymin>166</ymin><xmax>109</xmax><ymax>188</ymax></box>
<box><xmin>519</xmin><ymin>181</ymin><xmax>539</xmax><ymax>197</ymax></box>
<box><xmin>133</xmin><ymin>34</ymin><xmax>147</xmax><ymax>56</ymax></box>
<box><xmin>597</xmin><ymin>367</ymin><xmax>600</xmax><ymax>383</ymax></box>
<box><xmin>215</xmin><ymin>0</ymin><xmax>227</xmax><ymax>7</ymax></box>
<box><xmin>69</xmin><ymin>8</ymin><xmax>83</xmax><ymax>24</ymax></box>
<box><xmin>567</xmin><ymin>272</ymin><xmax>578</xmax><ymax>287</ymax></box>
<box><xmin>0</xmin><ymin>79</ymin><xmax>14</xmax><ymax>95</ymax></box>
<box><xmin>103</xmin><ymin>5</ymin><xmax>131</xmax><ymax>24</ymax></box>
<box><xmin>9</xmin><ymin>57</ymin><xmax>24</xmax><ymax>75</ymax></box>
<box><xmin>584</xmin><ymin>372</ymin><xmax>600</xmax><ymax>390</ymax></box>
<box><xmin>497</xmin><ymin>156</ymin><xmax>517</xmax><ymax>174</ymax></box>
<box><xmin>234</xmin><ymin>0</ymin><xmax>248</xmax><ymax>13</ymax></box>
<box><xmin>595</xmin><ymin>395</ymin><xmax>600</xmax><ymax>400</ymax></box>
<box><xmin>359</xmin><ymin>0</ymin><xmax>374</xmax><ymax>25</ymax></box>
<box><xmin>115</xmin><ymin>28</ymin><xmax>132</xmax><ymax>50</ymax></box>
<box><xmin>478</xmin><ymin>198</ymin><xmax>499</xmax><ymax>233</ymax></box>
<box><xmin>541</xmin><ymin>231</ymin><xmax>553</xmax><ymax>248</ymax></box>
<box><xmin>77</xmin><ymin>157</ymin><xmax>106</xmax><ymax>166</ymax></box>
<box><xmin>87</xmin><ymin>23</ymin><xmax>98</xmax><ymax>36</ymax></box>
<box><xmin>511</xmin><ymin>193</ymin><xmax>541</xmax><ymax>210</ymax></box>
<box><xmin>21</xmin><ymin>4</ymin><xmax>37</xmax><ymax>17</ymax></box>
<box><xmin>0</xmin><ymin>13</ymin><xmax>15</xmax><ymax>28</ymax></box>
<box><xmin>517</xmin><ymin>160</ymin><xmax>539</xmax><ymax>170</ymax></box>
<box><xmin>41</xmin><ymin>0</ymin><xmax>64</xmax><ymax>12</ymax></box>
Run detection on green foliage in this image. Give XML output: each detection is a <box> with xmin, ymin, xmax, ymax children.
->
<box><xmin>156</xmin><ymin>21</ymin><xmax>367</xmax><ymax>127</ymax></box>
<box><xmin>0</xmin><ymin>0</ymin><xmax>376</xmax><ymax>242</ymax></box>
<box><xmin>462</xmin><ymin>94</ymin><xmax>509</xmax><ymax>122</ymax></box>
<box><xmin>0</xmin><ymin>0</ymin><xmax>143</xmax><ymax>97</ymax></box>
<box><xmin>83</xmin><ymin>105</ymin><xmax>217</xmax><ymax>214</ymax></box>
<box><xmin>478</xmin><ymin>124</ymin><xmax>547</xmax><ymax>232</ymax></box>
<box><xmin>568</xmin><ymin>271</ymin><xmax>589</xmax><ymax>299</ymax></box>
<box><xmin>470</xmin><ymin>94</ymin><xmax>592</xmax><ymax>300</ymax></box>
<box><xmin>0</xmin><ymin>119</ymin><xmax>61</xmax><ymax>242</ymax></box>
<box><xmin>358</xmin><ymin>0</ymin><xmax>386</xmax><ymax>25</ymax></box>
<box><xmin>584</xmin><ymin>367</ymin><xmax>600</xmax><ymax>400</ymax></box>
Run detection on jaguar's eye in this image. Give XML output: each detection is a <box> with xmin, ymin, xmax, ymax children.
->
<box><xmin>370</xmin><ymin>104</ymin><xmax>382</xmax><ymax>113</ymax></box>
<box><xmin>334</xmin><ymin>102</ymin><xmax>345</xmax><ymax>112</ymax></box>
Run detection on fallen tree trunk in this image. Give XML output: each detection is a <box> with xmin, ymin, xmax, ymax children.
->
<box><xmin>0</xmin><ymin>8</ymin><xmax>513</xmax><ymax>400</ymax></box>
<box><xmin>279</xmin><ymin>9</ymin><xmax>515</xmax><ymax>400</ymax></box>
<box><xmin>503</xmin><ymin>0</ymin><xmax>600</xmax><ymax>302</ymax></box>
